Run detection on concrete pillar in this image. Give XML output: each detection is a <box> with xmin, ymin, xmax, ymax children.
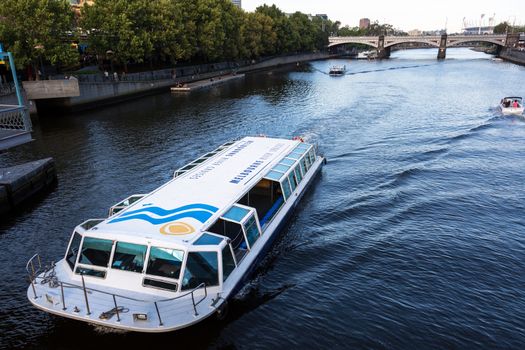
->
<box><xmin>437</xmin><ymin>34</ymin><xmax>447</xmax><ymax>59</ymax></box>
<box><xmin>505</xmin><ymin>33</ymin><xmax>520</xmax><ymax>49</ymax></box>
<box><xmin>376</xmin><ymin>35</ymin><xmax>391</xmax><ymax>59</ymax></box>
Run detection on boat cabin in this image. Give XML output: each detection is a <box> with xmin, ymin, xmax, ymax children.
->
<box><xmin>62</xmin><ymin>137</ymin><xmax>319</xmax><ymax>296</ymax></box>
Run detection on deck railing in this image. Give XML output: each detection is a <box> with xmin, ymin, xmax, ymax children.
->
<box><xmin>0</xmin><ymin>105</ymin><xmax>32</xmax><ymax>132</ymax></box>
<box><xmin>26</xmin><ymin>254</ymin><xmax>208</xmax><ymax>327</ymax></box>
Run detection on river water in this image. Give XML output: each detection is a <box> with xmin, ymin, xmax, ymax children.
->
<box><xmin>1</xmin><ymin>48</ymin><xmax>524</xmax><ymax>349</ymax></box>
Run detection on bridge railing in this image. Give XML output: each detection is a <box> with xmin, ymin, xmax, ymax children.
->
<box><xmin>0</xmin><ymin>105</ymin><xmax>32</xmax><ymax>132</ymax></box>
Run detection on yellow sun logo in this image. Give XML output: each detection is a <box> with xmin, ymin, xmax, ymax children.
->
<box><xmin>159</xmin><ymin>222</ymin><xmax>195</xmax><ymax>235</ymax></box>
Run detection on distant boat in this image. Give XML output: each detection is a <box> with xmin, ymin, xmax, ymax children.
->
<box><xmin>499</xmin><ymin>97</ymin><xmax>524</xmax><ymax>115</ymax></box>
<box><xmin>329</xmin><ymin>65</ymin><xmax>346</xmax><ymax>76</ymax></box>
<box><xmin>358</xmin><ymin>51</ymin><xmax>377</xmax><ymax>60</ymax></box>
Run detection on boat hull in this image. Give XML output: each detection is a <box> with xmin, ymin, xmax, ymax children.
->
<box><xmin>499</xmin><ymin>105</ymin><xmax>524</xmax><ymax>115</ymax></box>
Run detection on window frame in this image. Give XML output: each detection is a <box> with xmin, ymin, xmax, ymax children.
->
<box><xmin>65</xmin><ymin>231</ymin><xmax>83</xmax><ymax>271</ymax></box>
<box><xmin>110</xmin><ymin>241</ymin><xmax>148</xmax><ymax>274</ymax></box>
<box><xmin>74</xmin><ymin>236</ymin><xmax>115</xmax><ymax>279</ymax></box>
<box><xmin>180</xmin><ymin>250</ymin><xmax>221</xmax><ymax>291</ymax></box>
<box><xmin>143</xmin><ymin>245</ymin><xmax>186</xmax><ymax>284</ymax></box>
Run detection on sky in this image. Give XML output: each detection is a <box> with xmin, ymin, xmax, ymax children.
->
<box><xmin>242</xmin><ymin>0</ymin><xmax>525</xmax><ymax>33</ymax></box>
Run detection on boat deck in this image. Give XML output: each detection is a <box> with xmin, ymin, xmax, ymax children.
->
<box><xmin>29</xmin><ymin>271</ymin><xmax>219</xmax><ymax>332</ymax></box>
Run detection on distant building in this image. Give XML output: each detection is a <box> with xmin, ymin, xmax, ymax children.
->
<box><xmin>316</xmin><ymin>14</ymin><xmax>328</xmax><ymax>21</ymax></box>
<box><xmin>231</xmin><ymin>0</ymin><xmax>241</xmax><ymax>8</ymax></box>
<box><xmin>359</xmin><ymin>18</ymin><xmax>370</xmax><ymax>29</ymax></box>
<box><xmin>408</xmin><ymin>29</ymin><xmax>422</xmax><ymax>36</ymax></box>
<box><xmin>463</xmin><ymin>26</ymin><xmax>494</xmax><ymax>35</ymax></box>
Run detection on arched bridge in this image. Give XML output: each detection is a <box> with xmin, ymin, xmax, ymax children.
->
<box><xmin>328</xmin><ymin>34</ymin><xmax>514</xmax><ymax>59</ymax></box>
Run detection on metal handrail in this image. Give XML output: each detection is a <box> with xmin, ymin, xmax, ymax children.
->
<box><xmin>27</xmin><ymin>254</ymin><xmax>209</xmax><ymax>326</ymax></box>
<box><xmin>26</xmin><ymin>253</ymin><xmax>42</xmax><ymax>278</ymax></box>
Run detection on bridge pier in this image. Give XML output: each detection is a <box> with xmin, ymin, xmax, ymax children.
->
<box><xmin>377</xmin><ymin>35</ymin><xmax>391</xmax><ymax>59</ymax></box>
<box><xmin>504</xmin><ymin>33</ymin><xmax>520</xmax><ymax>49</ymax></box>
<box><xmin>437</xmin><ymin>34</ymin><xmax>447</xmax><ymax>59</ymax></box>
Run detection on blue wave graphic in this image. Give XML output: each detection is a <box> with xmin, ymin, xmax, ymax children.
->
<box><xmin>109</xmin><ymin>204</ymin><xmax>218</xmax><ymax>225</ymax></box>
<box><xmin>110</xmin><ymin>210</ymin><xmax>215</xmax><ymax>225</ymax></box>
<box><xmin>118</xmin><ymin>203</ymin><xmax>218</xmax><ymax>218</ymax></box>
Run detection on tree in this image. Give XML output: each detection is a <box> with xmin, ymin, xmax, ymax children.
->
<box><xmin>494</xmin><ymin>22</ymin><xmax>509</xmax><ymax>34</ymax></box>
<box><xmin>0</xmin><ymin>0</ymin><xmax>78</xmax><ymax>77</ymax></box>
<box><xmin>242</xmin><ymin>12</ymin><xmax>276</xmax><ymax>58</ymax></box>
<box><xmin>81</xmin><ymin>0</ymin><xmax>156</xmax><ymax>70</ymax></box>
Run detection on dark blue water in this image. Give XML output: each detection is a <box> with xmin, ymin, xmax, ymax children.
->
<box><xmin>1</xmin><ymin>48</ymin><xmax>525</xmax><ymax>349</ymax></box>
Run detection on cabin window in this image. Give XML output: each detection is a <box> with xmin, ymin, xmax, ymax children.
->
<box><xmin>288</xmin><ymin>172</ymin><xmax>297</xmax><ymax>192</ymax></box>
<box><xmin>294</xmin><ymin>166</ymin><xmax>303</xmax><ymax>184</ymax></box>
<box><xmin>194</xmin><ymin>233</ymin><xmax>224</xmax><ymax>245</ymax></box>
<box><xmin>265</xmin><ymin>170</ymin><xmax>284</xmax><ymax>181</ymax></box>
<box><xmin>273</xmin><ymin>164</ymin><xmax>291</xmax><ymax>173</ymax></box>
<box><xmin>146</xmin><ymin>247</ymin><xmax>184</xmax><ymax>279</ymax></box>
<box><xmin>308</xmin><ymin>149</ymin><xmax>316</xmax><ymax>164</ymax></box>
<box><xmin>304</xmin><ymin>153</ymin><xmax>312</xmax><ymax>168</ymax></box>
<box><xmin>111</xmin><ymin>242</ymin><xmax>147</xmax><ymax>273</ymax></box>
<box><xmin>244</xmin><ymin>216</ymin><xmax>260</xmax><ymax>246</ymax></box>
<box><xmin>281</xmin><ymin>178</ymin><xmax>292</xmax><ymax>200</ymax></box>
<box><xmin>288</xmin><ymin>150</ymin><xmax>304</xmax><ymax>160</ymax></box>
<box><xmin>300</xmin><ymin>157</ymin><xmax>308</xmax><ymax>174</ymax></box>
<box><xmin>238</xmin><ymin>178</ymin><xmax>284</xmax><ymax>229</ymax></box>
<box><xmin>209</xmin><ymin>219</ymin><xmax>247</xmax><ymax>261</ymax></box>
<box><xmin>181</xmin><ymin>251</ymin><xmax>219</xmax><ymax>290</ymax></box>
<box><xmin>78</xmin><ymin>237</ymin><xmax>113</xmax><ymax>267</ymax></box>
<box><xmin>222</xmin><ymin>245</ymin><xmax>236</xmax><ymax>281</ymax></box>
<box><xmin>222</xmin><ymin>206</ymin><xmax>250</xmax><ymax>222</ymax></box>
<box><xmin>66</xmin><ymin>232</ymin><xmax>82</xmax><ymax>270</ymax></box>
<box><xmin>280</xmin><ymin>158</ymin><xmax>295</xmax><ymax>166</ymax></box>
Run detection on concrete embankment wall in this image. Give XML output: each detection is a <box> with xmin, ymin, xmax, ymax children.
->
<box><xmin>33</xmin><ymin>52</ymin><xmax>332</xmax><ymax>113</ymax></box>
<box><xmin>0</xmin><ymin>158</ymin><xmax>57</xmax><ymax>217</ymax></box>
<box><xmin>500</xmin><ymin>49</ymin><xmax>525</xmax><ymax>66</ymax></box>
<box><xmin>238</xmin><ymin>52</ymin><xmax>331</xmax><ymax>73</ymax></box>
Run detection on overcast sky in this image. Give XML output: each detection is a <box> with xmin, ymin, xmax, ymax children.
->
<box><xmin>242</xmin><ymin>0</ymin><xmax>525</xmax><ymax>33</ymax></box>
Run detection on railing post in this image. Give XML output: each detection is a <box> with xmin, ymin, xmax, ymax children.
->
<box><xmin>112</xmin><ymin>295</ymin><xmax>120</xmax><ymax>322</ymax></box>
<box><xmin>81</xmin><ymin>275</ymin><xmax>91</xmax><ymax>315</ymax></box>
<box><xmin>29</xmin><ymin>277</ymin><xmax>38</xmax><ymax>299</ymax></box>
<box><xmin>60</xmin><ymin>282</ymin><xmax>67</xmax><ymax>310</ymax></box>
<box><xmin>191</xmin><ymin>291</ymin><xmax>198</xmax><ymax>316</ymax></box>
<box><xmin>30</xmin><ymin>261</ymin><xmax>36</xmax><ymax>280</ymax></box>
<box><xmin>154</xmin><ymin>302</ymin><xmax>163</xmax><ymax>326</ymax></box>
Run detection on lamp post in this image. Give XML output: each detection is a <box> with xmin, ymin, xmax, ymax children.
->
<box><xmin>34</xmin><ymin>44</ymin><xmax>44</xmax><ymax>80</ymax></box>
<box><xmin>106</xmin><ymin>49</ymin><xmax>114</xmax><ymax>74</ymax></box>
<box><xmin>478</xmin><ymin>14</ymin><xmax>485</xmax><ymax>35</ymax></box>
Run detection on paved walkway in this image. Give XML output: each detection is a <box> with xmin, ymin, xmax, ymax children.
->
<box><xmin>171</xmin><ymin>74</ymin><xmax>244</xmax><ymax>92</ymax></box>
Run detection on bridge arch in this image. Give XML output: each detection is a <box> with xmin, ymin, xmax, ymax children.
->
<box><xmin>447</xmin><ymin>38</ymin><xmax>505</xmax><ymax>47</ymax></box>
<box><xmin>384</xmin><ymin>39</ymin><xmax>440</xmax><ymax>48</ymax></box>
<box><xmin>327</xmin><ymin>40</ymin><xmax>377</xmax><ymax>48</ymax></box>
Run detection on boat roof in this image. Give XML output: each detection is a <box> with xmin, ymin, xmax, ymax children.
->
<box><xmin>88</xmin><ymin>136</ymin><xmax>303</xmax><ymax>245</ymax></box>
<box><xmin>503</xmin><ymin>96</ymin><xmax>522</xmax><ymax>99</ymax></box>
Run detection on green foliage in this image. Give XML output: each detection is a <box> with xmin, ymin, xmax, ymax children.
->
<box><xmin>336</xmin><ymin>21</ymin><xmax>407</xmax><ymax>37</ymax></box>
<box><xmin>494</xmin><ymin>21</ymin><xmax>525</xmax><ymax>34</ymax></box>
<box><xmin>0</xmin><ymin>0</ymin><xmax>340</xmax><ymax>71</ymax></box>
<box><xmin>0</xmin><ymin>0</ymin><xmax>77</xmax><ymax>70</ymax></box>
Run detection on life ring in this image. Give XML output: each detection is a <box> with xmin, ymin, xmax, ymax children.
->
<box><xmin>292</xmin><ymin>136</ymin><xmax>304</xmax><ymax>142</ymax></box>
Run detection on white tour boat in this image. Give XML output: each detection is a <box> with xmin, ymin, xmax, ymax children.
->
<box><xmin>499</xmin><ymin>97</ymin><xmax>524</xmax><ymax>115</ymax></box>
<box><xmin>329</xmin><ymin>65</ymin><xmax>346</xmax><ymax>76</ymax></box>
<box><xmin>26</xmin><ymin>136</ymin><xmax>325</xmax><ymax>332</ymax></box>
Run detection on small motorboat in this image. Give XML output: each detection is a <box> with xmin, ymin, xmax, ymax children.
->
<box><xmin>499</xmin><ymin>97</ymin><xmax>524</xmax><ymax>115</ymax></box>
<box><xmin>329</xmin><ymin>65</ymin><xmax>346</xmax><ymax>76</ymax></box>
